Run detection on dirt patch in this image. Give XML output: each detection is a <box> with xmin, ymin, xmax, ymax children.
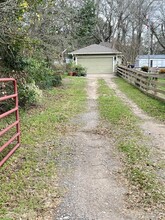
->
<box><xmin>54</xmin><ymin>76</ymin><xmax>154</xmax><ymax>220</ymax></box>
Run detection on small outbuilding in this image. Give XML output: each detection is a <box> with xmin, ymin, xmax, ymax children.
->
<box><xmin>135</xmin><ymin>54</ymin><xmax>165</xmax><ymax>68</ymax></box>
<box><xmin>69</xmin><ymin>44</ymin><xmax>122</xmax><ymax>74</ymax></box>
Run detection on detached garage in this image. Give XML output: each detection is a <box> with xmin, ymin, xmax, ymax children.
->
<box><xmin>69</xmin><ymin>44</ymin><xmax>122</xmax><ymax>74</ymax></box>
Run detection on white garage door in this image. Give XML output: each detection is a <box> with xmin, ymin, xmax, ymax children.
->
<box><xmin>77</xmin><ymin>56</ymin><xmax>113</xmax><ymax>74</ymax></box>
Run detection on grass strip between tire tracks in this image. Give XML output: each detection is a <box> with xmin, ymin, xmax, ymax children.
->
<box><xmin>98</xmin><ymin>79</ymin><xmax>165</xmax><ymax>208</ymax></box>
<box><xmin>0</xmin><ymin>77</ymin><xmax>87</xmax><ymax>219</ymax></box>
<box><xmin>114</xmin><ymin>77</ymin><xmax>165</xmax><ymax>122</ymax></box>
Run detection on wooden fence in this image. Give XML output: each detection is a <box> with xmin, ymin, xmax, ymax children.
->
<box><xmin>116</xmin><ymin>65</ymin><xmax>165</xmax><ymax>102</ymax></box>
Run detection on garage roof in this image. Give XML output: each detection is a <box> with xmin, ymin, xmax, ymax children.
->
<box><xmin>70</xmin><ymin>44</ymin><xmax>121</xmax><ymax>55</ymax></box>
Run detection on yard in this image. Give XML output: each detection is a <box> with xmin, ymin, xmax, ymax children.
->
<box><xmin>0</xmin><ymin>75</ymin><xmax>165</xmax><ymax>219</ymax></box>
<box><xmin>0</xmin><ymin>77</ymin><xmax>87</xmax><ymax>219</ymax></box>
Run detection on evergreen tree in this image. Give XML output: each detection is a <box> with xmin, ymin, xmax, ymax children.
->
<box><xmin>75</xmin><ymin>0</ymin><xmax>97</xmax><ymax>47</ymax></box>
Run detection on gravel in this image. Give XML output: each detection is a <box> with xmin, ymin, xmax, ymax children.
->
<box><xmin>53</xmin><ymin>75</ymin><xmax>153</xmax><ymax>220</ymax></box>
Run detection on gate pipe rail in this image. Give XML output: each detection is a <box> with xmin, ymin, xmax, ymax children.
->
<box><xmin>0</xmin><ymin>78</ymin><xmax>20</xmax><ymax>167</ymax></box>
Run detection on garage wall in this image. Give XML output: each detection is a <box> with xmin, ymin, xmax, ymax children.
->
<box><xmin>77</xmin><ymin>55</ymin><xmax>114</xmax><ymax>74</ymax></box>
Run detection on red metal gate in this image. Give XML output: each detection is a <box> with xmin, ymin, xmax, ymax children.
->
<box><xmin>0</xmin><ymin>78</ymin><xmax>20</xmax><ymax>167</ymax></box>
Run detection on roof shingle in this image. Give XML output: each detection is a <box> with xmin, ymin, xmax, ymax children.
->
<box><xmin>70</xmin><ymin>44</ymin><xmax>121</xmax><ymax>55</ymax></box>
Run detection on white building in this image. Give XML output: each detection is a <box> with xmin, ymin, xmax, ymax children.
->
<box><xmin>135</xmin><ymin>55</ymin><xmax>165</xmax><ymax>68</ymax></box>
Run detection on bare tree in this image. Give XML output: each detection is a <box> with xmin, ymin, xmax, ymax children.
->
<box><xmin>150</xmin><ymin>1</ymin><xmax>165</xmax><ymax>52</ymax></box>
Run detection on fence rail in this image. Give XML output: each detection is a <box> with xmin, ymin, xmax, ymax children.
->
<box><xmin>116</xmin><ymin>65</ymin><xmax>165</xmax><ymax>101</ymax></box>
<box><xmin>0</xmin><ymin>78</ymin><xmax>20</xmax><ymax>167</ymax></box>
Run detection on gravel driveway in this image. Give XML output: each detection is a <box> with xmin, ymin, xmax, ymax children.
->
<box><xmin>53</xmin><ymin>75</ymin><xmax>159</xmax><ymax>220</ymax></box>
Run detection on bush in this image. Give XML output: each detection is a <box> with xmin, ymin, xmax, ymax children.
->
<box><xmin>66</xmin><ymin>62</ymin><xmax>74</xmax><ymax>73</ymax></box>
<box><xmin>18</xmin><ymin>82</ymin><xmax>42</xmax><ymax>107</ymax></box>
<box><xmin>25</xmin><ymin>58</ymin><xmax>52</xmax><ymax>88</ymax></box>
<box><xmin>74</xmin><ymin>64</ymin><xmax>87</xmax><ymax>76</ymax></box>
<box><xmin>1</xmin><ymin>39</ymin><xmax>28</xmax><ymax>71</ymax></box>
<box><xmin>141</xmin><ymin>66</ymin><xmax>148</xmax><ymax>72</ymax></box>
<box><xmin>50</xmin><ymin>73</ymin><xmax>62</xmax><ymax>87</ymax></box>
<box><xmin>0</xmin><ymin>81</ymin><xmax>42</xmax><ymax>112</ymax></box>
<box><xmin>52</xmin><ymin>63</ymin><xmax>66</xmax><ymax>74</ymax></box>
<box><xmin>159</xmin><ymin>68</ymin><xmax>165</xmax><ymax>74</ymax></box>
<box><xmin>66</xmin><ymin>63</ymin><xmax>87</xmax><ymax>77</ymax></box>
<box><xmin>25</xmin><ymin>58</ymin><xmax>62</xmax><ymax>89</ymax></box>
<box><xmin>1</xmin><ymin>57</ymin><xmax>62</xmax><ymax>109</ymax></box>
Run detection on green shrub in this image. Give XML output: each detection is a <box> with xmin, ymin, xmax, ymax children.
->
<box><xmin>0</xmin><ymin>99</ymin><xmax>15</xmax><ymax>114</ymax></box>
<box><xmin>0</xmin><ymin>58</ymin><xmax>62</xmax><ymax>109</ymax></box>
<box><xmin>18</xmin><ymin>82</ymin><xmax>42</xmax><ymax>107</ymax></box>
<box><xmin>141</xmin><ymin>66</ymin><xmax>148</xmax><ymax>72</ymax></box>
<box><xmin>25</xmin><ymin>58</ymin><xmax>62</xmax><ymax>89</ymax></box>
<box><xmin>1</xmin><ymin>39</ymin><xmax>28</xmax><ymax>71</ymax></box>
<box><xmin>66</xmin><ymin>63</ymin><xmax>87</xmax><ymax>77</ymax></box>
<box><xmin>74</xmin><ymin>64</ymin><xmax>87</xmax><ymax>77</ymax></box>
<box><xmin>66</xmin><ymin>62</ymin><xmax>74</xmax><ymax>73</ymax></box>
<box><xmin>51</xmin><ymin>74</ymin><xmax>62</xmax><ymax>87</ymax></box>
<box><xmin>25</xmin><ymin>58</ymin><xmax>52</xmax><ymax>88</ymax></box>
<box><xmin>52</xmin><ymin>63</ymin><xmax>66</xmax><ymax>74</ymax></box>
<box><xmin>0</xmin><ymin>81</ymin><xmax>42</xmax><ymax>111</ymax></box>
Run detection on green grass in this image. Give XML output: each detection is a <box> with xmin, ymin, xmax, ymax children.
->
<box><xmin>98</xmin><ymin>79</ymin><xmax>165</xmax><ymax>206</ymax></box>
<box><xmin>0</xmin><ymin>77</ymin><xmax>87</xmax><ymax>219</ymax></box>
<box><xmin>114</xmin><ymin>77</ymin><xmax>165</xmax><ymax>121</ymax></box>
<box><xmin>158</xmin><ymin>78</ymin><xmax>165</xmax><ymax>91</ymax></box>
<box><xmin>98</xmin><ymin>79</ymin><xmax>137</xmax><ymax>126</ymax></box>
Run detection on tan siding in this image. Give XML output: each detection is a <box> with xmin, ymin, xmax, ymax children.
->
<box><xmin>77</xmin><ymin>56</ymin><xmax>113</xmax><ymax>74</ymax></box>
